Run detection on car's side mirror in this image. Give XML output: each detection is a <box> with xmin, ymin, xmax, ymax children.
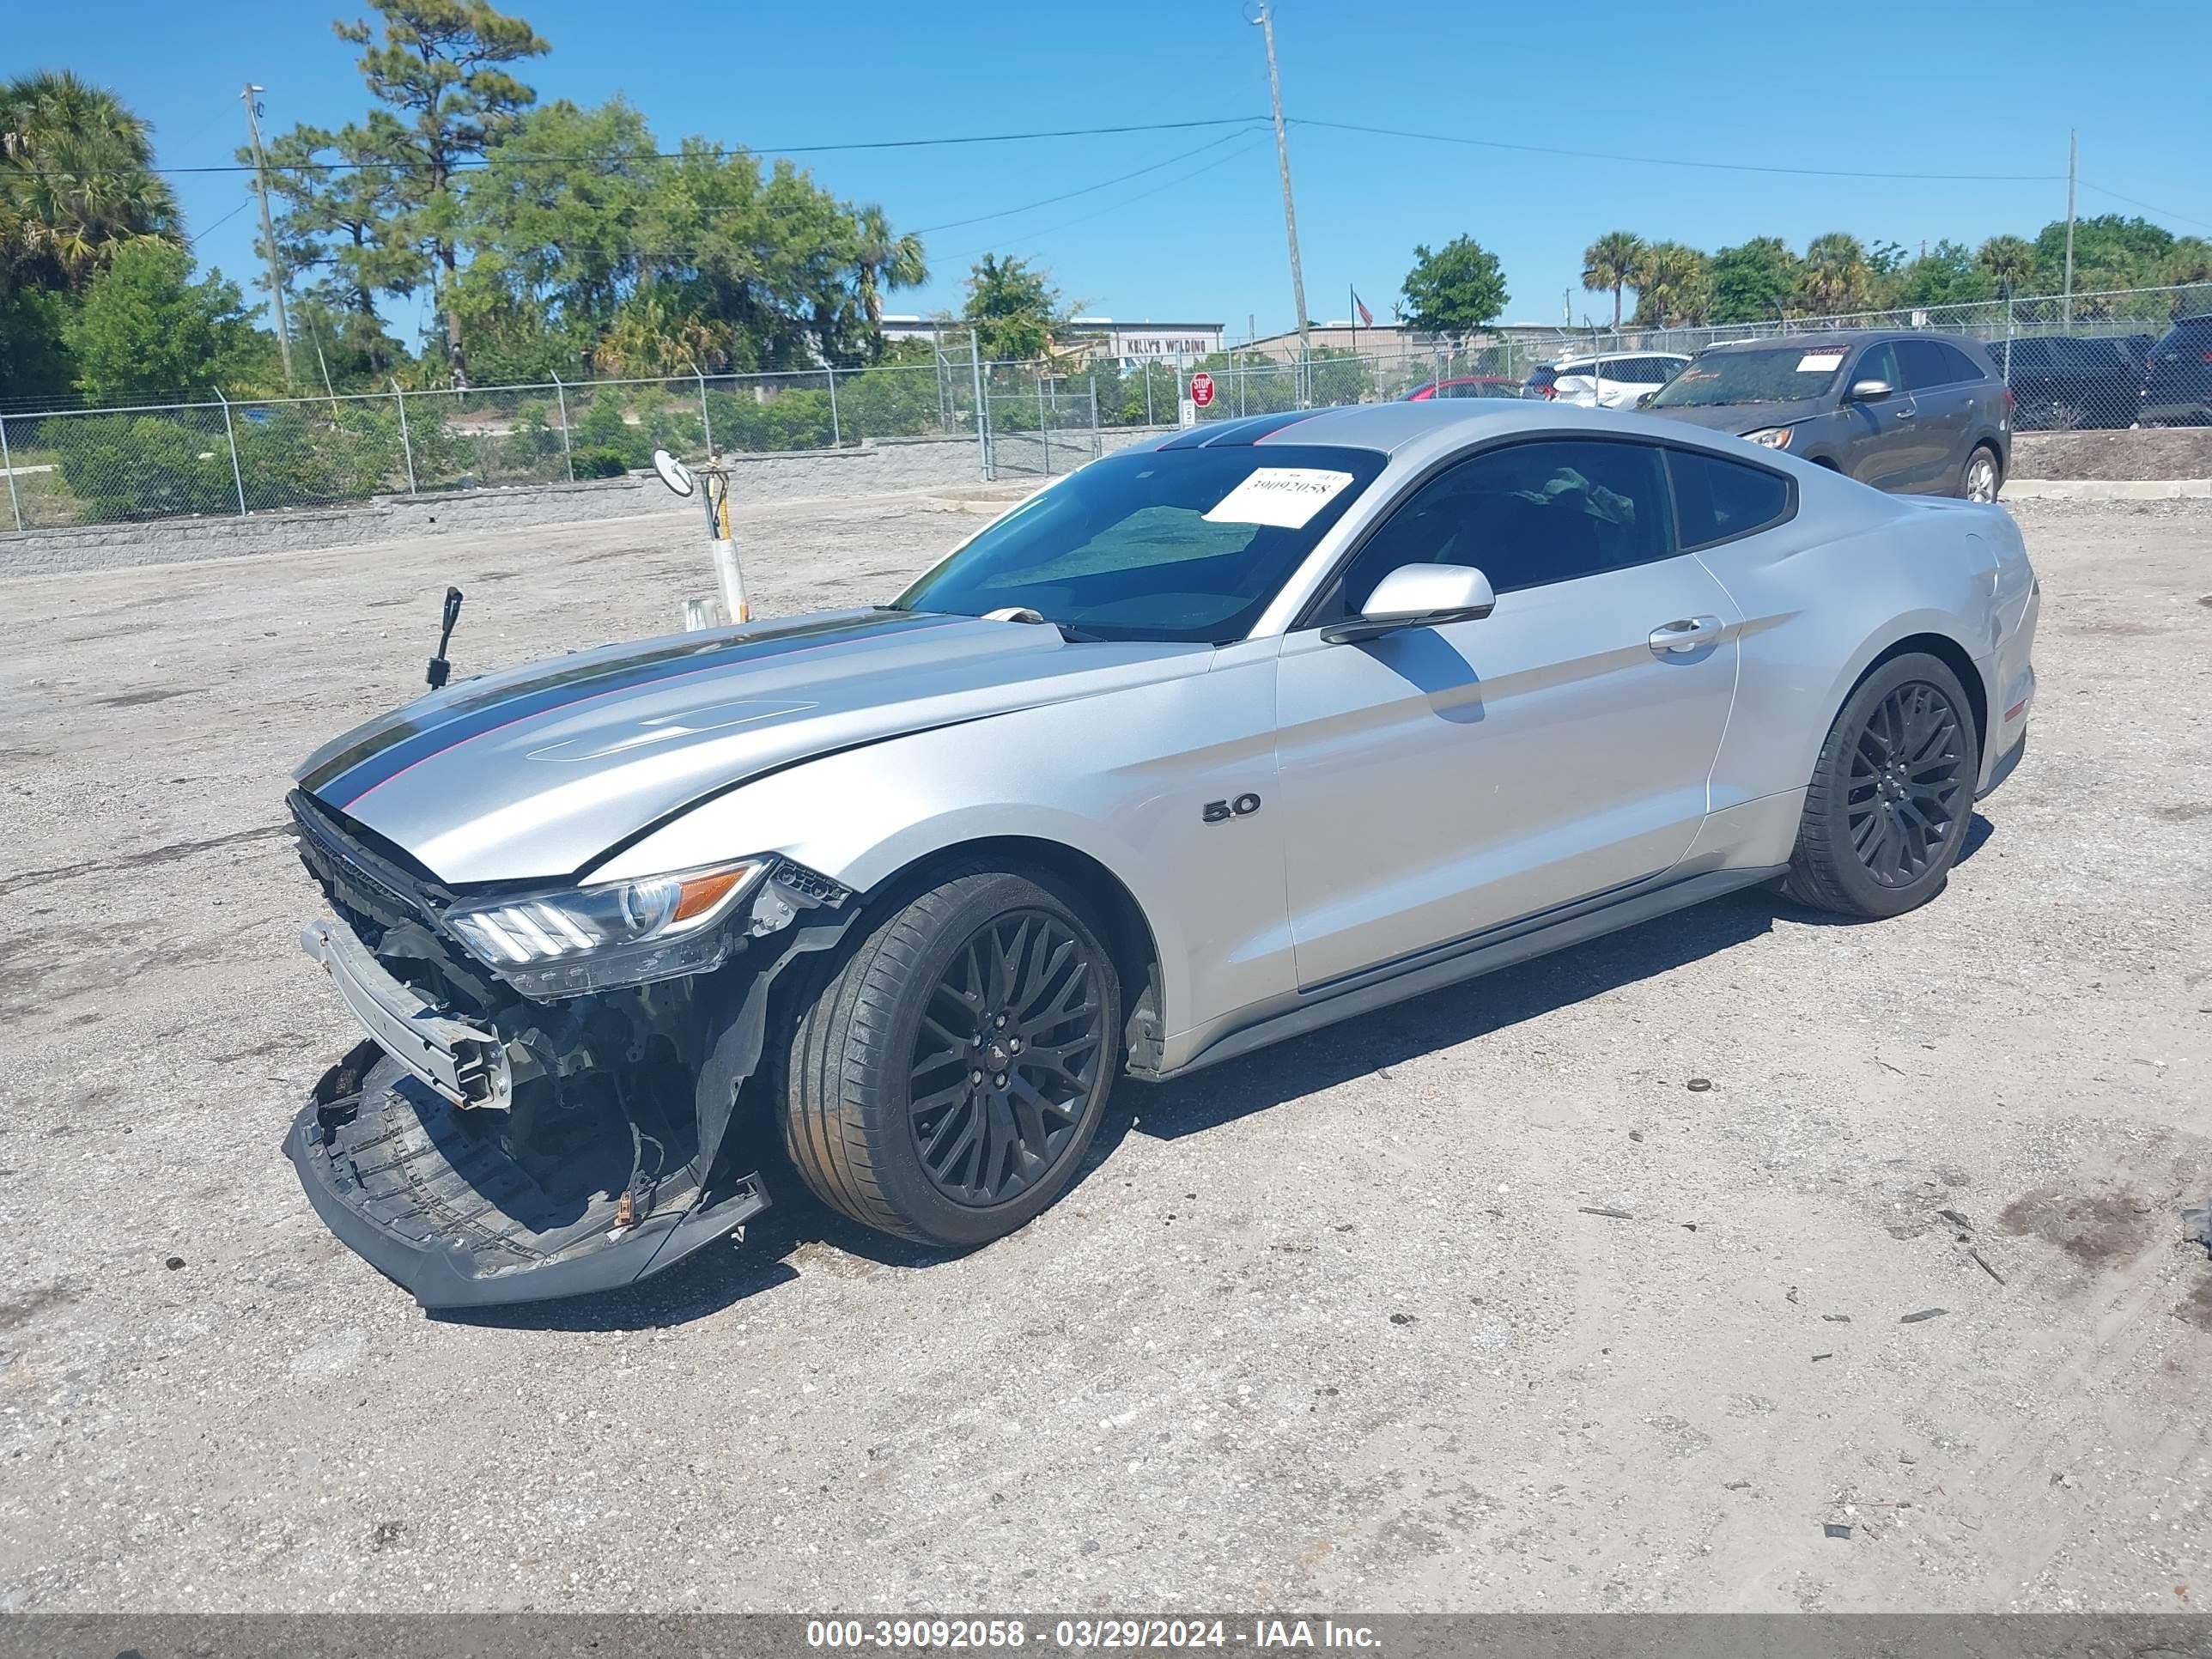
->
<box><xmin>1322</xmin><ymin>563</ymin><xmax>1497</xmax><ymax>644</ymax></box>
<box><xmin>1635</xmin><ymin>391</ymin><xmax>1656</xmax><ymax>409</ymax></box>
<box><xmin>1848</xmin><ymin>377</ymin><xmax>1896</xmax><ymax>401</ymax></box>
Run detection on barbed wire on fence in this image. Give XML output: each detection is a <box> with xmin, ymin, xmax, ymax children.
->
<box><xmin>3</xmin><ymin>281</ymin><xmax>2207</xmax><ymax>531</ymax></box>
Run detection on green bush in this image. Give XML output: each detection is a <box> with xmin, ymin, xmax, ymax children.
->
<box><xmin>571</xmin><ymin>447</ymin><xmax>629</xmax><ymax>478</ymax></box>
<box><xmin>51</xmin><ymin>414</ymin><xmax>238</xmax><ymax>521</ymax></box>
<box><xmin>702</xmin><ymin>386</ymin><xmax>833</xmax><ymax>453</ymax></box>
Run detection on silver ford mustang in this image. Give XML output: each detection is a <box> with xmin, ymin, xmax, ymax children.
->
<box><xmin>287</xmin><ymin>402</ymin><xmax>2039</xmax><ymax>1306</ymax></box>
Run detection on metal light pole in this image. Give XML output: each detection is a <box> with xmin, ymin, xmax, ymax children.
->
<box><xmin>240</xmin><ymin>84</ymin><xmax>294</xmax><ymax>388</ymax></box>
<box><xmin>1250</xmin><ymin>4</ymin><xmax>1311</xmax><ymax>386</ymax></box>
<box><xmin>2062</xmin><ymin>129</ymin><xmax>2078</xmax><ymax>329</ymax></box>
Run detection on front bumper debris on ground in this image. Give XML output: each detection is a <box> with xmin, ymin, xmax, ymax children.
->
<box><xmin>288</xmin><ymin>1041</ymin><xmax>767</xmax><ymax>1310</ymax></box>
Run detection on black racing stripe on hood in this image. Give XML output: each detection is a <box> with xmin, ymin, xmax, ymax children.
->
<box><xmin>1153</xmin><ymin>411</ymin><xmax>1318</xmax><ymax>450</ymax></box>
<box><xmin>302</xmin><ymin>611</ymin><xmax>953</xmax><ymax>804</ymax></box>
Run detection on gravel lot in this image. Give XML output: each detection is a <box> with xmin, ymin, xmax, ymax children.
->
<box><xmin>1</xmin><ymin>488</ymin><xmax>2208</xmax><ymax>1613</ymax></box>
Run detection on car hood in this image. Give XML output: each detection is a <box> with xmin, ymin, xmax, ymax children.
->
<box><xmin>295</xmin><ymin>608</ymin><xmax>1211</xmax><ymax>884</ymax></box>
<box><xmin>1646</xmin><ymin>398</ymin><xmax>1830</xmax><ymax>434</ymax></box>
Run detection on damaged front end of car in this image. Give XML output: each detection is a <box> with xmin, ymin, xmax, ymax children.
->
<box><xmin>285</xmin><ymin>789</ymin><xmax>855</xmax><ymax>1309</ymax></box>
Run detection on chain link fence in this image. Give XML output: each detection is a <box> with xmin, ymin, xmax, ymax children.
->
<box><xmin>6</xmin><ymin>283</ymin><xmax>2209</xmax><ymax>533</ymax></box>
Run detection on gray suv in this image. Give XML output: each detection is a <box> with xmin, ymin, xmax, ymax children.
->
<box><xmin>1645</xmin><ymin>331</ymin><xmax>2010</xmax><ymax>501</ymax></box>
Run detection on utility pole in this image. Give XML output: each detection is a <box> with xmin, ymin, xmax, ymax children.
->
<box><xmin>2062</xmin><ymin>129</ymin><xmax>2078</xmax><ymax>329</ymax></box>
<box><xmin>1250</xmin><ymin>4</ymin><xmax>1311</xmax><ymax>379</ymax></box>
<box><xmin>240</xmin><ymin>83</ymin><xmax>295</xmax><ymax>387</ymax></box>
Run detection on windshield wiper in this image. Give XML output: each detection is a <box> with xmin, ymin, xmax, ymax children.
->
<box><xmin>1054</xmin><ymin>622</ymin><xmax>1106</xmax><ymax>643</ymax></box>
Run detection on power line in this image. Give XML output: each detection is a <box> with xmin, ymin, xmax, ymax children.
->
<box><xmin>2077</xmin><ymin>179</ymin><xmax>2212</xmax><ymax>237</ymax></box>
<box><xmin>183</xmin><ymin>198</ymin><xmax>252</xmax><ymax>246</ymax></box>
<box><xmin>939</xmin><ymin>137</ymin><xmax>1269</xmax><ymax>265</ymax></box>
<box><xmin>14</xmin><ymin>116</ymin><xmax>1272</xmax><ymax>179</ymax></box>
<box><xmin>913</xmin><ymin>129</ymin><xmax>1259</xmax><ymax>234</ymax></box>
<box><xmin>1291</xmin><ymin>117</ymin><xmax>2068</xmax><ymax>183</ymax></box>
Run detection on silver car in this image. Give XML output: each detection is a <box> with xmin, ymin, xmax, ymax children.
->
<box><xmin>288</xmin><ymin>402</ymin><xmax>2040</xmax><ymax>1306</ymax></box>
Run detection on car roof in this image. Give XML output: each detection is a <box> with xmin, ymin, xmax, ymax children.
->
<box><xmin>1140</xmin><ymin>399</ymin><xmax>1747</xmax><ymax>457</ymax></box>
<box><xmin>1699</xmin><ymin>329</ymin><xmax>1988</xmax><ymax>355</ymax></box>
<box><xmin>1542</xmin><ymin>349</ymin><xmax>1691</xmax><ymax>368</ymax></box>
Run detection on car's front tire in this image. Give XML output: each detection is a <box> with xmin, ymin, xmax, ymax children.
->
<box><xmin>778</xmin><ymin>866</ymin><xmax>1121</xmax><ymax>1248</ymax></box>
<box><xmin>1784</xmin><ymin>653</ymin><xmax>1979</xmax><ymax>920</ymax></box>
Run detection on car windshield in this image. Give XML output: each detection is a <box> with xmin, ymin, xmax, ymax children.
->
<box><xmin>892</xmin><ymin>443</ymin><xmax>1387</xmax><ymax>644</ymax></box>
<box><xmin>1650</xmin><ymin>345</ymin><xmax>1851</xmax><ymax>408</ymax></box>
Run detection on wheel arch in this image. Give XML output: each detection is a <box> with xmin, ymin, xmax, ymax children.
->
<box><xmin>1842</xmin><ymin>630</ymin><xmax>1990</xmax><ymax>773</ymax></box>
<box><xmin>851</xmin><ymin>834</ymin><xmax>1168</xmax><ymax>1073</ymax></box>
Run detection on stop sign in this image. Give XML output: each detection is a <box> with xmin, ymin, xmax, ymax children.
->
<box><xmin>1188</xmin><ymin>370</ymin><xmax>1215</xmax><ymax>408</ymax></box>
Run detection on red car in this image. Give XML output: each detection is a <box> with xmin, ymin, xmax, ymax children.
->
<box><xmin>1403</xmin><ymin>375</ymin><xmax>1529</xmax><ymax>401</ymax></box>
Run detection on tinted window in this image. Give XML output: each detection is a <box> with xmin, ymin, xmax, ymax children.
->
<box><xmin>2004</xmin><ymin>338</ymin><xmax>2052</xmax><ymax>369</ymax></box>
<box><xmin>896</xmin><ymin>443</ymin><xmax>1387</xmax><ymax>644</ymax></box>
<box><xmin>1668</xmin><ymin>448</ymin><xmax>1792</xmax><ymax>548</ymax></box>
<box><xmin>1896</xmin><ymin>339</ymin><xmax>1958</xmax><ymax>392</ymax></box>
<box><xmin>1325</xmin><ymin>440</ymin><xmax>1675</xmax><ymax>614</ymax></box>
<box><xmin>1939</xmin><ymin>343</ymin><xmax>1990</xmax><ymax>382</ymax></box>
<box><xmin>1853</xmin><ymin>342</ymin><xmax>1903</xmax><ymax>392</ymax></box>
<box><xmin>2153</xmin><ymin>319</ymin><xmax>2212</xmax><ymax>356</ymax></box>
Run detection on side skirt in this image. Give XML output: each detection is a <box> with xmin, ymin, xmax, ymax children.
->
<box><xmin>1139</xmin><ymin>865</ymin><xmax>1787</xmax><ymax>1083</ymax></box>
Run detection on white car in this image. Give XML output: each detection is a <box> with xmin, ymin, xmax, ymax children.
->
<box><xmin>1528</xmin><ymin>352</ymin><xmax>1691</xmax><ymax>410</ymax></box>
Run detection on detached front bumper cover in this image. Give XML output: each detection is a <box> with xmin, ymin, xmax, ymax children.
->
<box><xmin>288</xmin><ymin>1042</ymin><xmax>768</xmax><ymax>1310</ymax></box>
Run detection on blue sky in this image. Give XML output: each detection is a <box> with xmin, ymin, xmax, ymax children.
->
<box><xmin>14</xmin><ymin>0</ymin><xmax>2212</xmax><ymax>343</ymax></box>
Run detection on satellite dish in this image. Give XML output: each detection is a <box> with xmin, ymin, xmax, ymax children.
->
<box><xmin>652</xmin><ymin>448</ymin><xmax>696</xmax><ymax>498</ymax></box>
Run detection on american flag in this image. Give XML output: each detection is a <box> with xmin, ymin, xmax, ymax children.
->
<box><xmin>1352</xmin><ymin>289</ymin><xmax>1374</xmax><ymax>327</ymax></box>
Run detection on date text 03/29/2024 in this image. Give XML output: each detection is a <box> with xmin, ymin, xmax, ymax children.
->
<box><xmin>805</xmin><ymin>1620</ymin><xmax>1381</xmax><ymax>1651</ymax></box>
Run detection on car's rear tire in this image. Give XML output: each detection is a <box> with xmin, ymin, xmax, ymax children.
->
<box><xmin>1960</xmin><ymin>443</ymin><xmax>2002</xmax><ymax>502</ymax></box>
<box><xmin>777</xmin><ymin>866</ymin><xmax>1121</xmax><ymax>1248</ymax></box>
<box><xmin>1783</xmin><ymin>653</ymin><xmax>1979</xmax><ymax>920</ymax></box>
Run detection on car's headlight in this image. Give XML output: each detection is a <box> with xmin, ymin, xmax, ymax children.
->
<box><xmin>445</xmin><ymin>858</ymin><xmax>767</xmax><ymax>998</ymax></box>
<box><xmin>1741</xmin><ymin>426</ymin><xmax>1794</xmax><ymax>449</ymax></box>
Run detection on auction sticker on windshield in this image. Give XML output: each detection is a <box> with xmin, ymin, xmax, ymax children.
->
<box><xmin>1203</xmin><ymin>467</ymin><xmax>1356</xmax><ymax>529</ymax></box>
<box><xmin>1796</xmin><ymin>350</ymin><xmax>1846</xmax><ymax>373</ymax></box>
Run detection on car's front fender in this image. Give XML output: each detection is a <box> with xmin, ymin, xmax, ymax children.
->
<box><xmin>587</xmin><ymin>653</ymin><xmax>1297</xmax><ymax>1049</ymax></box>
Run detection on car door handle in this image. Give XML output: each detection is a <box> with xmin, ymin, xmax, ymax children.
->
<box><xmin>1649</xmin><ymin>616</ymin><xmax>1724</xmax><ymax>655</ymax></box>
<box><xmin>1894</xmin><ymin>407</ymin><xmax>1916</xmax><ymax>418</ymax></box>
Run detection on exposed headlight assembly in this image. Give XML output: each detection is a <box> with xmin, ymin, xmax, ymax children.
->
<box><xmin>1741</xmin><ymin>426</ymin><xmax>1794</xmax><ymax>450</ymax></box>
<box><xmin>446</xmin><ymin>858</ymin><xmax>768</xmax><ymax>998</ymax></box>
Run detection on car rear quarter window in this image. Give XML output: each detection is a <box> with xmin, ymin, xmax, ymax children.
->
<box><xmin>1938</xmin><ymin>343</ymin><xmax>1990</xmax><ymax>383</ymax></box>
<box><xmin>1667</xmin><ymin>447</ymin><xmax>1793</xmax><ymax>550</ymax></box>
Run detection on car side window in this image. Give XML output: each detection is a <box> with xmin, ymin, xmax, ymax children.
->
<box><xmin>1895</xmin><ymin>339</ymin><xmax>1956</xmax><ymax>392</ymax></box>
<box><xmin>1322</xmin><ymin>440</ymin><xmax>1677</xmax><ymax>617</ymax></box>
<box><xmin>1667</xmin><ymin>447</ymin><xmax>1793</xmax><ymax>550</ymax></box>
<box><xmin>1852</xmin><ymin>342</ymin><xmax>1903</xmax><ymax>394</ymax></box>
<box><xmin>1939</xmin><ymin>343</ymin><xmax>1990</xmax><ymax>383</ymax></box>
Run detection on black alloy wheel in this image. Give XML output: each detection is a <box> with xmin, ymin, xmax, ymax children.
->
<box><xmin>1845</xmin><ymin>680</ymin><xmax>1970</xmax><ymax>889</ymax></box>
<box><xmin>907</xmin><ymin>910</ymin><xmax>1106</xmax><ymax>1207</ymax></box>
<box><xmin>778</xmin><ymin>866</ymin><xmax>1122</xmax><ymax>1247</ymax></box>
<box><xmin>1784</xmin><ymin>651</ymin><xmax>1981</xmax><ymax>920</ymax></box>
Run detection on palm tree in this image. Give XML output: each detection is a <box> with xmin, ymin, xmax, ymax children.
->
<box><xmin>1799</xmin><ymin>232</ymin><xmax>1874</xmax><ymax>319</ymax></box>
<box><xmin>1628</xmin><ymin>242</ymin><xmax>1713</xmax><ymax>328</ymax></box>
<box><xmin>1975</xmin><ymin>234</ymin><xmax>2038</xmax><ymax>297</ymax></box>
<box><xmin>1581</xmin><ymin>230</ymin><xmax>1644</xmax><ymax>330</ymax></box>
<box><xmin>2163</xmin><ymin>236</ymin><xmax>2212</xmax><ymax>290</ymax></box>
<box><xmin>854</xmin><ymin>204</ymin><xmax>927</xmax><ymax>336</ymax></box>
<box><xmin>0</xmin><ymin>70</ymin><xmax>180</xmax><ymax>288</ymax></box>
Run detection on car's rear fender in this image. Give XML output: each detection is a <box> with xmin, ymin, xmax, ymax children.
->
<box><xmin>1694</xmin><ymin>500</ymin><xmax>2006</xmax><ymax>861</ymax></box>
